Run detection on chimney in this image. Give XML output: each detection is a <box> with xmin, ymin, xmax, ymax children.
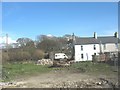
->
<box><xmin>114</xmin><ymin>32</ymin><xmax>118</xmax><ymax>38</ymax></box>
<box><xmin>72</xmin><ymin>33</ymin><xmax>76</xmax><ymax>44</ymax></box>
<box><xmin>94</xmin><ymin>32</ymin><xmax>97</xmax><ymax>39</ymax></box>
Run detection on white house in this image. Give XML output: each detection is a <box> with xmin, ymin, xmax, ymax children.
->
<box><xmin>74</xmin><ymin>36</ymin><xmax>100</xmax><ymax>61</ymax></box>
<box><xmin>74</xmin><ymin>32</ymin><xmax>119</xmax><ymax>62</ymax></box>
<box><xmin>97</xmin><ymin>32</ymin><xmax>119</xmax><ymax>53</ymax></box>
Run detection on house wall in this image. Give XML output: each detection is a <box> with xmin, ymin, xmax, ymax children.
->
<box><xmin>101</xmin><ymin>43</ymin><xmax>118</xmax><ymax>53</ymax></box>
<box><xmin>75</xmin><ymin>44</ymin><xmax>100</xmax><ymax>62</ymax></box>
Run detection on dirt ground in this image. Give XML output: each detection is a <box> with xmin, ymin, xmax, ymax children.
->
<box><xmin>11</xmin><ymin>68</ymin><xmax>118</xmax><ymax>88</ymax></box>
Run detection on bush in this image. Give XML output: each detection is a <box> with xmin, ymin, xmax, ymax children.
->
<box><xmin>32</xmin><ymin>50</ymin><xmax>44</xmax><ymax>60</ymax></box>
<box><xmin>2</xmin><ymin>52</ymin><xmax>10</xmax><ymax>63</ymax></box>
<box><xmin>3</xmin><ymin>48</ymin><xmax>44</xmax><ymax>62</ymax></box>
<box><xmin>21</xmin><ymin>51</ymin><xmax>31</xmax><ymax>60</ymax></box>
<box><xmin>8</xmin><ymin>51</ymin><xmax>31</xmax><ymax>61</ymax></box>
<box><xmin>8</xmin><ymin>52</ymin><xmax>17</xmax><ymax>61</ymax></box>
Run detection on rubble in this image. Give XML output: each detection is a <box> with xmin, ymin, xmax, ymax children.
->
<box><xmin>51</xmin><ymin>79</ymin><xmax>118</xmax><ymax>88</ymax></box>
<box><xmin>36</xmin><ymin>59</ymin><xmax>53</xmax><ymax>65</ymax></box>
<box><xmin>0</xmin><ymin>81</ymin><xmax>26</xmax><ymax>88</ymax></box>
<box><xmin>0</xmin><ymin>77</ymin><xmax>118</xmax><ymax>88</ymax></box>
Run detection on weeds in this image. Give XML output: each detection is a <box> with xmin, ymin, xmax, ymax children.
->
<box><xmin>2</xmin><ymin>61</ymin><xmax>117</xmax><ymax>82</ymax></box>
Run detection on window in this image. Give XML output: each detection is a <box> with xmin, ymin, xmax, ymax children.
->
<box><xmin>94</xmin><ymin>53</ymin><xmax>96</xmax><ymax>55</ymax></box>
<box><xmin>55</xmin><ymin>55</ymin><xmax>58</xmax><ymax>57</ymax></box>
<box><xmin>94</xmin><ymin>45</ymin><xmax>96</xmax><ymax>50</ymax></box>
<box><xmin>81</xmin><ymin>45</ymin><xmax>83</xmax><ymax>51</ymax></box>
<box><xmin>81</xmin><ymin>54</ymin><xmax>84</xmax><ymax>59</ymax></box>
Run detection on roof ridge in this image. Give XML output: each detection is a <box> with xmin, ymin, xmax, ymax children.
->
<box><xmin>97</xmin><ymin>36</ymin><xmax>114</xmax><ymax>38</ymax></box>
<box><xmin>78</xmin><ymin>36</ymin><xmax>115</xmax><ymax>38</ymax></box>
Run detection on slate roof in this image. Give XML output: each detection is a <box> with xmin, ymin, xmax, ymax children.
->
<box><xmin>97</xmin><ymin>36</ymin><xmax>119</xmax><ymax>44</ymax></box>
<box><xmin>75</xmin><ymin>36</ymin><xmax>119</xmax><ymax>45</ymax></box>
<box><xmin>75</xmin><ymin>37</ymin><xmax>100</xmax><ymax>45</ymax></box>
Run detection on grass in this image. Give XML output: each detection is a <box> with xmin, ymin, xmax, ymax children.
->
<box><xmin>2</xmin><ymin>61</ymin><xmax>118</xmax><ymax>82</ymax></box>
<box><xmin>2</xmin><ymin>61</ymin><xmax>52</xmax><ymax>81</ymax></box>
<box><xmin>67</xmin><ymin>61</ymin><xmax>117</xmax><ymax>75</ymax></box>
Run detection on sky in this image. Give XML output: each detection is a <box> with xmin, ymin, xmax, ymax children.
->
<box><xmin>1</xmin><ymin>2</ymin><xmax>118</xmax><ymax>43</ymax></box>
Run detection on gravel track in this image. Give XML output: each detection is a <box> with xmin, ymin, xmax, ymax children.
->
<box><xmin>15</xmin><ymin>70</ymin><xmax>118</xmax><ymax>88</ymax></box>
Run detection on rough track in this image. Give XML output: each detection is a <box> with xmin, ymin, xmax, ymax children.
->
<box><xmin>13</xmin><ymin>70</ymin><xmax>118</xmax><ymax>88</ymax></box>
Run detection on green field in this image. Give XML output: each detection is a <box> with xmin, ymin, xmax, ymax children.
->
<box><xmin>2</xmin><ymin>62</ymin><xmax>52</xmax><ymax>81</ymax></box>
<box><xmin>68</xmin><ymin>62</ymin><xmax>117</xmax><ymax>75</ymax></box>
<box><xmin>2</xmin><ymin>61</ymin><xmax>117</xmax><ymax>82</ymax></box>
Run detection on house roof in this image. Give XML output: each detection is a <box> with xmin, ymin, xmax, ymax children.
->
<box><xmin>75</xmin><ymin>37</ymin><xmax>100</xmax><ymax>45</ymax></box>
<box><xmin>75</xmin><ymin>36</ymin><xmax>119</xmax><ymax>45</ymax></box>
<box><xmin>97</xmin><ymin>36</ymin><xmax>119</xmax><ymax>44</ymax></box>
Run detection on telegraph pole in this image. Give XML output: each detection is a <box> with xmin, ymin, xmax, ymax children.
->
<box><xmin>6</xmin><ymin>34</ymin><xmax>8</xmax><ymax>53</ymax></box>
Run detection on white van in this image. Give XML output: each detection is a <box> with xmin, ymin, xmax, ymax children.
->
<box><xmin>54</xmin><ymin>53</ymin><xmax>68</xmax><ymax>60</ymax></box>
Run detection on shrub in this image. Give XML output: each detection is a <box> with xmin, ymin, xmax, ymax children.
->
<box><xmin>2</xmin><ymin>52</ymin><xmax>10</xmax><ymax>63</ymax></box>
<box><xmin>8</xmin><ymin>51</ymin><xmax>31</xmax><ymax>61</ymax></box>
<box><xmin>21</xmin><ymin>51</ymin><xmax>31</xmax><ymax>60</ymax></box>
<box><xmin>32</xmin><ymin>50</ymin><xmax>44</xmax><ymax>60</ymax></box>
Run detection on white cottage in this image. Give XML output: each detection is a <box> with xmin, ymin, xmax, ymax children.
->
<box><xmin>74</xmin><ymin>32</ymin><xmax>119</xmax><ymax>62</ymax></box>
<box><xmin>97</xmin><ymin>33</ymin><xmax>119</xmax><ymax>53</ymax></box>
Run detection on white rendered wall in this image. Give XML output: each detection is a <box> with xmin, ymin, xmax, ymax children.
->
<box><xmin>75</xmin><ymin>44</ymin><xmax>100</xmax><ymax>62</ymax></box>
<box><xmin>101</xmin><ymin>43</ymin><xmax>118</xmax><ymax>53</ymax></box>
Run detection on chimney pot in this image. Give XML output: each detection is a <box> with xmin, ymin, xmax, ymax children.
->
<box><xmin>114</xmin><ymin>32</ymin><xmax>118</xmax><ymax>38</ymax></box>
<box><xmin>94</xmin><ymin>32</ymin><xmax>97</xmax><ymax>39</ymax></box>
